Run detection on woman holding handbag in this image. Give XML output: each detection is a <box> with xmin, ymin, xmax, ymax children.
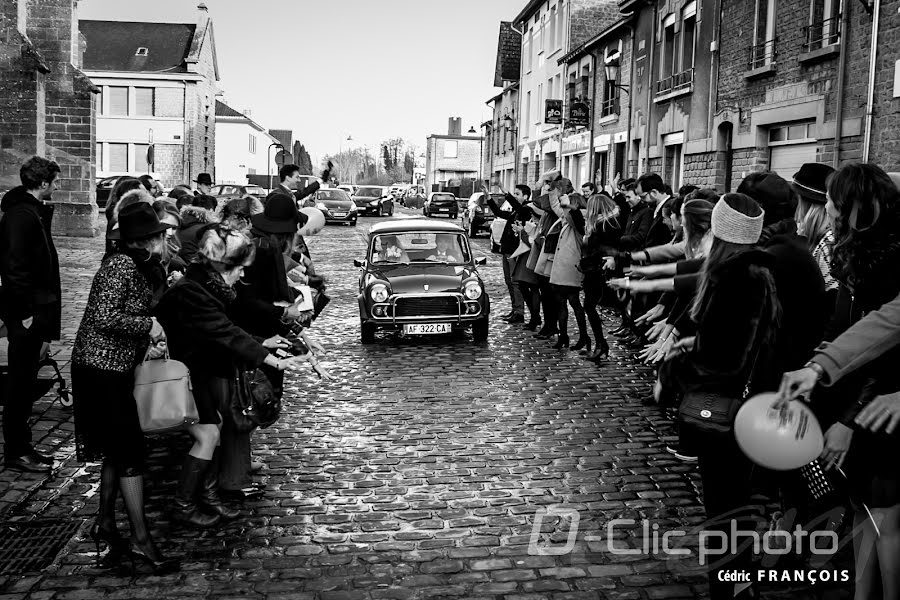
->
<box><xmin>658</xmin><ymin>193</ymin><xmax>780</xmax><ymax>600</ymax></box>
<box><xmin>547</xmin><ymin>179</ymin><xmax>589</xmax><ymax>351</ymax></box>
<box><xmin>72</xmin><ymin>203</ymin><xmax>178</xmax><ymax>573</ymax></box>
<box><xmin>155</xmin><ymin>225</ymin><xmax>314</xmax><ymax>527</ymax></box>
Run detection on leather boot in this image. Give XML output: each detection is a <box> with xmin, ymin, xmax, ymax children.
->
<box><xmin>174</xmin><ymin>455</ymin><xmax>221</xmax><ymax>528</ymax></box>
<box><xmin>199</xmin><ymin>450</ymin><xmax>240</xmax><ymax>520</ymax></box>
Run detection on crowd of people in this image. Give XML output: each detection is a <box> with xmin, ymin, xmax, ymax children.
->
<box><xmin>0</xmin><ymin>157</ymin><xmax>334</xmax><ymax>573</ymax></box>
<box><xmin>487</xmin><ymin>163</ymin><xmax>900</xmax><ymax>599</ymax></box>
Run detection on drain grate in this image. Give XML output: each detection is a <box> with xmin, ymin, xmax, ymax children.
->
<box><xmin>0</xmin><ymin>519</ymin><xmax>84</xmax><ymax>575</ymax></box>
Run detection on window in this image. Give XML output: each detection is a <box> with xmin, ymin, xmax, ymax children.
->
<box><xmin>93</xmin><ymin>89</ymin><xmax>102</xmax><ymax>115</ymax></box>
<box><xmin>444</xmin><ymin>140</ymin><xmax>458</xmax><ymax>158</ymax></box>
<box><xmin>567</xmin><ymin>72</ymin><xmax>576</xmax><ymax>104</ymax></box>
<box><xmin>108</xmin><ymin>87</ymin><xmax>128</xmax><ymax>116</ymax></box>
<box><xmin>525</xmin><ymin>92</ymin><xmax>531</xmax><ymax>135</ymax></box>
<box><xmin>524</xmin><ymin>31</ymin><xmax>532</xmax><ymax>71</ymax></box>
<box><xmin>548</xmin><ymin>6</ymin><xmax>557</xmax><ymax>52</ymax></box>
<box><xmin>537</xmin><ymin>83</ymin><xmax>543</xmax><ymax>124</ymax></box>
<box><xmin>96</xmin><ymin>143</ymin><xmax>102</xmax><ymax>170</ymax></box>
<box><xmin>557</xmin><ymin>2</ymin><xmax>565</xmax><ymax>50</ymax></box>
<box><xmin>664</xmin><ymin>143</ymin><xmax>683</xmax><ymax>190</ymax></box>
<box><xmin>660</xmin><ymin>16</ymin><xmax>677</xmax><ymax>82</ymax></box>
<box><xmin>548</xmin><ymin>77</ymin><xmax>554</xmax><ymax>102</ymax></box>
<box><xmin>249</xmin><ymin>134</ymin><xmax>257</xmax><ymax>154</ymax></box>
<box><xmin>768</xmin><ymin>121</ymin><xmax>814</xmax><ymax>144</ymax></box>
<box><xmin>134</xmin><ymin>143</ymin><xmax>150</xmax><ymax>173</ymax></box>
<box><xmin>134</xmin><ymin>87</ymin><xmax>154</xmax><ymax>116</ymax></box>
<box><xmin>658</xmin><ymin>8</ymin><xmax>696</xmax><ymax>95</ymax></box>
<box><xmin>536</xmin><ymin>14</ymin><xmax>543</xmax><ymax>54</ymax></box>
<box><xmin>109</xmin><ymin>143</ymin><xmax>128</xmax><ymax>171</ymax></box>
<box><xmin>601</xmin><ymin>79</ymin><xmax>618</xmax><ymax>117</ymax></box>
<box><xmin>751</xmin><ymin>0</ymin><xmax>776</xmax><ymax>68</ymax></box>
<box><xmin>681</xmin><ymin>9</ymin><xmax>696</xmax><ymax>72</ymax></box>
<box><xmin>581</xmin><ymin>65</ymin><xmax>590</xmax><ymax>100</ymax></box>
<box><xmin>806</xmin><ymin>0</ymin><xmax>840</xmax><ymax>51</ymax></box>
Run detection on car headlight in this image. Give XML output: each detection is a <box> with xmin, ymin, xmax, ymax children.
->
<box><xmin>370</xmin><ymin>283</ymin><xmax>389</xmax><ymax>303</ymax></box>
<box><xmin>316</xmin><ymin>202</ymin><xmax>327</xmax><ymax>210</ymax></box>
<box><xmin>464</xmin><ymin>281</ymin><xmax>482</xmax><ymax>300</ymax></box>
<box><xmin>369</xmin><ymin>200</ymin><xmax>380</xmax><ymax>206</ymax></box>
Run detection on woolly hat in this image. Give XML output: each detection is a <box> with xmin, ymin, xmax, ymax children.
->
<box><xmin>792</xmin><ymin>163</ymin><xmax>835</xmax><ymax>204</ymax></box>
<box><xmin>711</xmin><ymin>198</ymin><xmax>765</xmax><ymax>244</ymax></box>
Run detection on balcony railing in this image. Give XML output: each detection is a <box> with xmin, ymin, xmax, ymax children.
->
<box><xmin>748</xmin><ymin>39</ymin><xmax>777</xmax><ymax>70</ymax></box>
<box><xmin>656</xmin><ymin>68</ymin><xmax>694</xmax><ymax>96</ymax></box>
<box><xmin>600</xmin><ymin>96</ymin><xmax>617</xmax><ymax>118</ymax></box>
<box><xmin>803</xmin><ymin>16</ymin><xmax>841</xmax><ymax>52</ymax></box>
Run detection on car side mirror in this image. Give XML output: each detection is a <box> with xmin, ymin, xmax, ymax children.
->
<box><xmin>353</xmin><ymin>259</ymin><xmax>365</xmax><ymax>268</ymax></box>
<box><xmin>475</xmin><ymin>257</ymin><xmax>487</xmax><ymax>266</ymax></box>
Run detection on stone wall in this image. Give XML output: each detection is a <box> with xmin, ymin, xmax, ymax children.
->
<box><xmin>682</xmin><ymin>151</ymin><xmax>718</xmax><ymax>189</ymax></box>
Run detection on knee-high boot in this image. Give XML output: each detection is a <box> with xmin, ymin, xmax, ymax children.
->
<box><xmin>173</xmin><ymin>455</ymin><xmax>221</xmax><ymax>528</ymax></box>
<box><xmin>198</xmin><ymin>449</ymin><xmax>240</xmax><ymax>520</ymax></box>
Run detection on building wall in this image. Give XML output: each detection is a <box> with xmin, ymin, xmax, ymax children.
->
<box><xmin>486</xmin><ymin>87</ymin><xmax>520</xmax><ymax>189</ymax></box>
<box><xmin>425</xmin><ymin>136</ymin><xmax>483</xmax><ymax>191</ymax></box>
<box><xmin>215</xmin><ymin>120</ymin><xmax>277</xmax><ymax>184</ymax></box>
<box><xmin>867</xmin><ymin>0</ymin><xmax>900</xmax><ymax>171</ymax></box>
<box><xmin>590</xmin><ymin>27</ymin><xmax>632</xmax><ymax>185</ymax></box>
<box><xmin>2</xmin><ymin>0</ymin><xmax>98</xmax><ymax>236</ymax></box>
<box><xmin>183</xmin><ymin>11</ymin><xmax>219</xmax><ymax>184</ymax></box>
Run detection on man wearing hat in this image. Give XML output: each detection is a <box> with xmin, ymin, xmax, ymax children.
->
<box><xmin>193</xmin><ymin>173</ymin><xmax>213</xmax><ymax>196</ymax></box>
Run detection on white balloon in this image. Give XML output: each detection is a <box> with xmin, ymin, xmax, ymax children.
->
<box><xmin>299</xmin><ymin>207</ymin><xmax>325</xmax><ymax>235</ymax></box>
<box><xmin>734</xmin><ymin>392</ymin><xmax>824</xmax><ymax>470</ymax></box>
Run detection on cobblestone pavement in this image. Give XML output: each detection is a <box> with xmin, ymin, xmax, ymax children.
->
<box><xmin>0</xmin><ymin>208</ymin><xmax>851</xmax><ymax>599</ymax></box>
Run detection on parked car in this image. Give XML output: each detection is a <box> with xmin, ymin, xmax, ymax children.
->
<box><xmin>310</xmin><ymin>188</ymin><xmax>358</xmax><ymax>226</ymax></box>
<box><xmin>402</xmin><ymin>187</ymin><xmax>426</xmax><ymax>209</ymax></box>
<box><xmin>461</xmin><ymin>192</ymin><xmax>502</xmax><ymax>237</ymax></box>
<box><xmin>389</xmin><ymin>183</ymin><xmax>409</xmax><ymax>199</ymax></box>
<box><xmin>210</xmin><ymin>184</ymin><xmax>267</xmax><ymax>202</ymax></box>
<box><xmin>352</xmin><ymin>186</ymin><xmax>394</xmax><ymax>216</ymax></box>
<box><xmin>337</xmin><ymin>184</ymin><xmax>358</xmax><ymax>196</ymax></box>
<box><xmin>424</xmin><ymin>192</ymin><xmax>458</xmax><ymax>219</ymax></box>
<box><xmin>96</xmin><ymin>176</ymin><xmax>123</xmax><ymax>208</ymax></box>
<box><xmin>355</xmin><ymin>219</ymin><xmax>489</xmax><ymax>344</ymax></box>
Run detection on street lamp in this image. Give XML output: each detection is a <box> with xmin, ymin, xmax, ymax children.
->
<box><xmin>337</xmin><ymin>134</ymin><xmax>353</xmax><ymax>184</ymax></box>
<box><xmin>467</xmin><ymin>126</ymin><xmax>483</xmax><ymax>188</ymax></box>
<box><xmin>604</xmin><ymin>59</ymin><xmax>630</xmax><ymax>93</ymax></box>
<box><xmin>267</xmin><ymin>142</ymin><xmax>284</xmax><ymax>191</ymax></box>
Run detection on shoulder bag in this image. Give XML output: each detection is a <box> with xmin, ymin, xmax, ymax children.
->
<box><xmin>229</xmin><ymin>366</ymin><xmax>282</xmax><ymax>433</ymax></box>
<box><xmin>133</xmin><ymin>347</ymin><xmax>199</xmax><ymax>433</ymax></box>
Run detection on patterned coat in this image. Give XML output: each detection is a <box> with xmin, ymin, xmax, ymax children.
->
<box><xmin>72</xmin><ymin>253</ymin><xmax>154</xmax><ymax>372</ymax></box>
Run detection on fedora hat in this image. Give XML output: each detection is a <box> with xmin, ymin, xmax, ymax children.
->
<box><xmin>110</xmin><ymin>202</ymin><xmax>172</xmax><ymax>241</ymax></box>
<box><xmin>193</xmin><ymin>173</ymin><xmax>213</xmax><ymax>186</ymax></box>
<box><xmin>792</xmin><ymin>163</ymin><xmax>835</xmax><ymax>205</ymax></box>
<box><xmin>251</xmin><ymin>194</ymin><xmax>305</xmax><ymax>234</ymax></box>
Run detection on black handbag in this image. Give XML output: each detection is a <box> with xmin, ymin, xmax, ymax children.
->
<box><xmin>678</xmin><ymin>343</ymin><xmax>761</xmax><ymax>436</ymax></box>
<box><xmin>543</xmin><ymin>229</ymin><xmax>561</xmax><ymax>254</ymax></box>
<box><xmin>229</xmin><ymin>367</ymin><xmax>281</xmax><ymax>433</ymax></box>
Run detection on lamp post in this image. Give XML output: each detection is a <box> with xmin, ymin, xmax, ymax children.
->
<box><xmin>267</xmin><ymin>142</ymin><xmax>284</xmax><ymax>191</ymax></box>
<box><xmin>468</xmin><ymin>126</ymin><xmax>483</xmax><ymax>190</ymax></box>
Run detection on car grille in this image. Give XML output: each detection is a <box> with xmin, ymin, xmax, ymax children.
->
<box><xmin>394</xmin><ymin>296</ymin><xmax>460</xmax><ymax>317</ymax></box>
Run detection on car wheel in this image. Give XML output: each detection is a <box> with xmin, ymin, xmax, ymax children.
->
<box><xmin>377</xmin><ymin>204</ymin><xmax>384</xmax><ymax>217</ymax></box>
<box><xmin>472</xmin><ymin>317</ymin><xmax>489</xmax><ymax>342</ymax></box>
<box><xmin>469</xmin><ymin>220</ymin><xmax>478</xmax><ymax>238</ymax></box>
<box><xmin>361</xmin><ymin>322</ymin><xmax>376</xmax><ymax>344</ymax></box>
<box><xmin>388</xmin><ymin>204</ymin><xmax>394</xmax><ymax>216</ymax></box>
<box><xmin>350</xmin><ymin>219</ymin><xmax>357</xmax><ymax>226</ymax></box>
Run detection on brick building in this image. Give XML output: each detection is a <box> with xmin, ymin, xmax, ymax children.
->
<box><xmin>425</xmin><ymin>118</ymin><xmax>484</xmax><ymax>193</ymax></box>
<box><xmin>484</xmin><ymin>22</ymin><xmax>521</xmax><ymax>191</ymax></box>
<box><xmin>513</xmin><ymin>0</ymin><xmax>619</xmax><ymax>185</ymax></box>
<box><xmin>0</xmin><ymin>0</ymin><xmax>99</xmax><ymax>236</ymax></box>
<box><xmin>80</xmin><ymin>3</ymin><xmax>220</xmax><ymax>190</ymax></box>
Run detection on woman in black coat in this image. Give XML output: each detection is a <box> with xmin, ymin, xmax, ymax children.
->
<box><xmin>659</xmin><ymin>193</ymin><xmax>780</xmax><ymax>600</ymax></box>
<box><xmin>155</xmin><ymin>225</ymin><xmax>310</xmax><ymax>527</ymax></box>
<box><xmin>579</xmin><ymin>192</ymin><xmax>623</xmax><ymax>361</ymax></box>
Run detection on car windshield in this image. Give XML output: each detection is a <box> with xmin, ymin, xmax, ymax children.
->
<box><xmin>318</xmin><ymin>190</ymin><xmax>349</xmax><ymax>200</ymax></box>
<box><xmin>432</xmin><ymin>194</ymin><xmax>454</xmax><ymax>201</ymax></box>
<box><xmin>357</xmin><ymin>187</ymin><xmax>382</xmax><ymax>197</ymax></box>
<box><xmin>371</xmin><ymin>232</ymin><xmax>469</xmax><ymax>264</ymax></box>
<box><xmin>245</xmin><ymin>186</ymin><xmax>264</xmax><ymax>195</ymax></box>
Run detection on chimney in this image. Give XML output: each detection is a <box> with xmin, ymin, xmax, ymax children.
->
<box><xmin>448</xmin><ymin>117</ymin><xmax>462</xmax><ymax>136</ymax></box>
<box><xmin>197</xmin><ymin>3</ymin><xmax>209</xmax><ymax>12</ymax></box>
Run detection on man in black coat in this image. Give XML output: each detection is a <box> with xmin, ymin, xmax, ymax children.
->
<box><xmin>486</xmin><ymin>183</ymin><xmax>528</xmax><ymax>323</ymax></box>
<box><xmin>618</xmin><ymin>180</ymin><xmax>651</xmax><ymax>251</ymax></box>
<box><xmin>0</xmin><ymin>156</ymin><xmax>62</xmax><ymax>472</ymax></box>
<box><xmin>636</xmin><ymin>173</ymin><xmax>674</xmax><ymax>249</ymax></box>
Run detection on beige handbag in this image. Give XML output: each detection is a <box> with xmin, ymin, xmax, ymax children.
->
<box><xmin>133</xmin><ymin>347</ymin><xmax>199</xmax><ymax>433</ymax></box>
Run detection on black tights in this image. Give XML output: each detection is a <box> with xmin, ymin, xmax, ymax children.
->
<box><xmin>97</xmin><ymin>459</ymin><xmax>153</xmax><ymax>544</ymax></box>
<box><xmin>537</xmin><ymin>277</ymin><xmax>558</xmax><ymax>333</ymax></box>
<box><xmin>583</xmin><ymin>284</ymin><xmax>606</xmax><ymax>346</ymax></box>
<box><xmin>555</xmin><ymin>286</ymin><xmax>587</xmax><ymax>339</ymax></box>
<box><xmin>518</xmin><ymin>282</ymin><xmax>541</xmax><ymax>323</ymax></box>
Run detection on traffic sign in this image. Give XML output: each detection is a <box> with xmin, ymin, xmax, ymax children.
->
<box><xmin>275</xmin><ymin>150</ymin><xmax>293</xmax><ymax>167</ymax></box>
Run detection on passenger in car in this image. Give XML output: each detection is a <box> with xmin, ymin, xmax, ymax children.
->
<box><xmin>378</xmin><ymin>235</ymin><xmax>410</xmax><ymax>262</ymax></box>
<box><xmin>427</xmin><ymin>234</ymin><xmax>462</xmax><ymax>262</ymax></box>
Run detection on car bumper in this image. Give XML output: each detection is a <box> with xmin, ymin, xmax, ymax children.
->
<box><xmin>428</xmin><ymin>205</ymin><xmax>457</xmax><ymax>214</ymax></box>
<box><xmin>354</xmin><ymin>204</ymin><xmax>380</xmax><ymax>215</ymax></box>
<box><xmin>358</xmin><ymin>293</ymin><xmax>489</xmax><ymax>329</ymax></box>
<box><xmin>324</xmin><ymin>211</ymin><xmax>357</xmax><ymax>223</ymax></box>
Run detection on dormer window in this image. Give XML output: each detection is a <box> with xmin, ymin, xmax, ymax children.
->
<box><xmin>135</xmin><ymin>47</ymin><xmax>149</xmax><ymax>56</ymax></box>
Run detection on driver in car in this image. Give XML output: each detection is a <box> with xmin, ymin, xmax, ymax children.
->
<box><xmin>378</xmin><ymin>235</ymin><xmax>410</xmax><ymax>262</ymax></box>
<box><xmin>426</xmin><ymin>234</ymin><xmax>462</xmax><ymax>262</ymax></box>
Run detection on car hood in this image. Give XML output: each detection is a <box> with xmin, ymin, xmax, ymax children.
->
<box><xmin>320</xmin><ymin>200</ymin><xmax>353</xmax><ymax>209</ymax></box>
<box><xmin>368</xmin><ymin>263</ymin><xmax>478</xmax><ymax>294</ymax></box>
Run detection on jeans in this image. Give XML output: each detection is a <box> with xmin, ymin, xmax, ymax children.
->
<box><xmin>518</xmin><ymin>282</ymin><xmax>541</xmax><ymax>323</ymax></box>
<box><xmin>2</xmin><ymin>320</ymin><xmax>44</xmax><ymax>458</ymax></box>
<box><xmin>502</xmin><ymin>255</ymin><xmax>524</xmax><ymax>316</ymax></box>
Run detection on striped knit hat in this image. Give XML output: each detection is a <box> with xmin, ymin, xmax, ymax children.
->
<box><xmin>711</xmin><ymin>197</ymin><xmax>765</xmax><ymax>244</ymax></box>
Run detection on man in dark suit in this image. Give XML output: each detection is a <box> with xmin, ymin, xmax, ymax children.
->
<box><xmin>636</xmin><ymin>173</ymin><xmax>674</xmax><ymax>249</ymax></box>
<box><xmin>266</xmin><ymin>163</ymin><xmax>332</xmax><ymax>210</ymax></box>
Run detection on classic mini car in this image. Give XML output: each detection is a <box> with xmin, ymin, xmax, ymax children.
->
<box><xmin>311</xmin><ymin>188</ymin><xmax>358</xmax><ymax>225</ymax></box>
<box><xmin>423</xmin><ymin>192</ymin><xmax>458</xmax><ymax>218</ymax></box>
<box><xmin>355</xmin><ymin>220</ymin><xmax>490</xmax><ymax>344</ymax></box>
<box><xmin>460</xmin><ymin>192</ymin><xmax>502</xmax><ymax>237</ymax></box>
<box><xmin>352</xmin><ymin>186</ymin><xmax>395</xmax><ymax>216</ymax></box>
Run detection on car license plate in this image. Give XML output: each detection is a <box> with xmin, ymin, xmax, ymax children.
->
<box><xmin>332</xmin><ymin>212</ymin><xmax>346</xmax><ymax>217</ymax></box>
<box><xmin>403</xmin><ymin>323</ymin><xmax>451</xmax><ymax>335</ymax></box>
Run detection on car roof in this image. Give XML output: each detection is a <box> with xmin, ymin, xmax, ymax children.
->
<box><xmin>369</xmin><ymin>219</ymin><xmax>464</xmax><ymax>235</ymax></box>
<box><xmin>429</xmin><ymin>192</ymin><xmax>455</xmax><ymax>197</ymax></box>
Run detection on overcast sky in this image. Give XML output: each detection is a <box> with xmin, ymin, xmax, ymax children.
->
<box><xmin>79</xmin><ymin>0</ymin><xmax>524</xmax><ymax>166</ymax></box>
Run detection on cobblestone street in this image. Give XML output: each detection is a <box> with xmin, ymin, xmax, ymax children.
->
<box><xmin>0</xmin><ymin>208</ymin><xmax>850</xmax><ymax>600</ymax></box>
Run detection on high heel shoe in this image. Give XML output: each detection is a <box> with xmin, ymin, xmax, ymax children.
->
<box><xmin>552</xmin><ymin>334</ymin><xmax>570</xmax><ymax>350</ymax></box>
<box><xmin>89</xmin><ymin>522</ymin><xmax>127</xmax><ymax>566</ymax></box>
<box><xmin>126</xmin><ymin>538</ymin><xmax>180</xmax><ymax>574</ymax></box>
<box><xmin>573</xmin><ymin>336</ymin><xmax>591</xmax><ymax>353</ymax></box>
<box><xmin>523</xmin><ymin>319</ymin><xmax>541</xmax><ymax>331</ymax></box>
<box><xmin>587</xmin><ymin>340</ymin><xmax>610</xmax><ymax>362</ymax></box>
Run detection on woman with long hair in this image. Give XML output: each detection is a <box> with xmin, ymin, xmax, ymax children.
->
<box><xmin>810</xmin><ymin>163</ymin><xmax>900</xmax><ymax>600</ymax></box>
<box><xmin>72</xmin><ymin>203</ymin><xmax>178</xmax><ymax>573</ymax></box>
<box><xmin>659</xmin><ymin>193</ymin><xmax>780</xmax><ymax>600</ymax></box>
<box><xmin>547</xmin><ymin>178</ymin><xmax>589</xmax><ymax>350</ymax></box>
<box><xmin>155</xmin><ymin>226</ymin><xmax>310</xmax><ymax>527</ymax></box>
<box><xmin>152</xmin><ymin>199</ymin><xmax>186</xmax><ymax>279</ymax></box>
<box><xmin>793</xmin><ymin>164</ymin><xmax>839</xmax><ymax>307</ymax></box>
<box><xmin>580</xmin><ymin>192</ymin><xmax>622</xmax><ymax>361</ymax></box>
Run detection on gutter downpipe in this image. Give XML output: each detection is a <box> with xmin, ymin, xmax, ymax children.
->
<box><xmin>588</xmin><ymin>50</ymin><xmax>596</xmax><ymax>184</ymax></box>
<box><xmin>624</xmin><ymin>17</ymin><xmax>635</xmax><ymax>179</ymax></box>
<box><xmin>644</xmin><ymin>2</ymin><xmax>657</xmax><ymax>172</ymax></box>
<box><xmin>707</xmin><ymin>0</ymin><xmax>722</xmax><ymax>140</ymax></box>
<box><xmin>510</xmin><ymin>23</ymin><xmax>524</xmax><ymax>184</ymax></box>
<box><xmin>832</xmin><ymin>0</ymin><xmax>849</xmax><ymax>169</ymax></box>
<box><xmin>862</xmin><ymin>0</ymin><xmax>880</xmax><ymax>163</ymax></box>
